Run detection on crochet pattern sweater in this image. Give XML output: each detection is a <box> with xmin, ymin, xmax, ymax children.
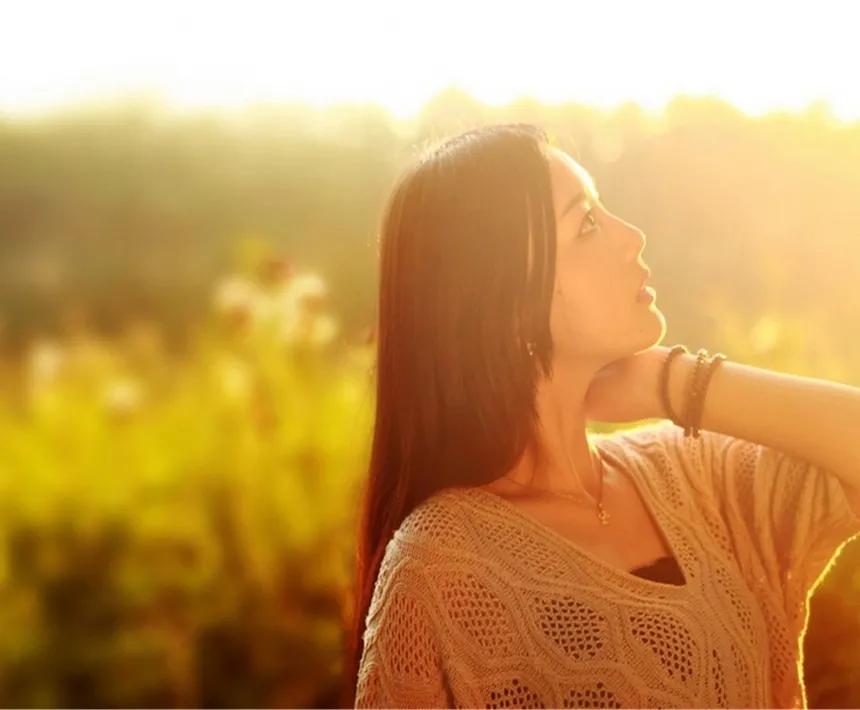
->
<box><xmin>354</xmin><ymin>422</ymin><xmax>860</xmax><ymax>709</ymax></box>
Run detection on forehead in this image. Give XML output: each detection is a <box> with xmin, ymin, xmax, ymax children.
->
<box><xmin>545</xmin><ymin>146</ymin><xmax>597</xmax><ymax>207</ymax></box>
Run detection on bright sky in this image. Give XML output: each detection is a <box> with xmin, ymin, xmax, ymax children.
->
<box><xmin>2</xmin><ymin>0</ymin><xmax>859</xmax><ymax>122</ymax></box>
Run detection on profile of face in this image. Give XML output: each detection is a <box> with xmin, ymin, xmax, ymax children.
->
<box><xmin>541</xmin><ymin>146</ymin><xmax>666</xmax><ymax>365</ymax></box>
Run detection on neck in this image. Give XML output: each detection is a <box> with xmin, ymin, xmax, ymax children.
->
<box><xmin>504</xmin><ymin>432</ymin><xmax>603</xmax><ymax>502</ymax></box>
<box><xmin>500</xmin><ymin>347</ymin><xmax>618</xmax><ymax>500</ymax></box>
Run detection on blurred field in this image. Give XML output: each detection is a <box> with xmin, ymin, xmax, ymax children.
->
<box><xmin>0</xmin><ymin>256</ymin><xmax>376</xmax><ymax>706</ymax></box>
<box><xmin>1</xmin><ymin>91</ymin><xmax>859</xmax><ymax>707</ymax></box>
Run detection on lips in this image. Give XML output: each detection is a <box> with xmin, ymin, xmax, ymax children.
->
<box><xmin>637</xmin><ymin>268</ymin><xmax>652</xmax><ymax>293</ymax></box>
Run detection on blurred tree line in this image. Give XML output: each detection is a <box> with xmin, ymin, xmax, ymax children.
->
<box><xmin>1</xmin><ymin>89</ymin><xmax>858</xmax><ymax>374</ymax></box>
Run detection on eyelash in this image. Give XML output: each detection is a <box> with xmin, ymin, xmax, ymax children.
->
<box><xmin>580</xmin><ymin>207</ymin><xmax>598</xmax><ymax>235</ymax></box>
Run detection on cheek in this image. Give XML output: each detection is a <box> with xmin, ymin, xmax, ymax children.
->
<box><xmin>555</xmin><ymin>264</ymin><xmax>622</xmax><ymax>334</ymax></box>
<box><xmin>554</xmin><ymin>272</ymin><xmax>607</xmax><ymax>330</ymax></box>
<box><xmin>561</xmin><ymin>245</ymin><xmax>625</xmax><ymax>309</ymax></box>
<box><xmin>557</xmin><ymin>255</ymin><xmax>602</xmax><ymax>306</ymax></box>
<box><xmin>555</xmin><ymin>242</ymin><xmax>624</xmax><ymax>317</ymax></box>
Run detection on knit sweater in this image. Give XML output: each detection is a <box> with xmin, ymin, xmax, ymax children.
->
<box><xmin>354</xmin><ymin>422</ymin><xmax>860</xmax><ymax>709</ymax></box>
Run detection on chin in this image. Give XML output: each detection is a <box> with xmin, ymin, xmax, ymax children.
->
<box><xmin>635</xmin><ymin>304</ymin><xmax>666</xmax><ymax>349</ymax></box>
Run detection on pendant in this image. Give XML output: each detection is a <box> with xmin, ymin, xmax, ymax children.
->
<box><xmin>597</xmin><ymin>503</ymin><xmax>610</xmax><ymax>526</ymax></box>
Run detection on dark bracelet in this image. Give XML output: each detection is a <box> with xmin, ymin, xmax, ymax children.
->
<box><xmin>659</xmin><ymin>345</ymin><xmax>689</xmax><ymax>427</ymax></box>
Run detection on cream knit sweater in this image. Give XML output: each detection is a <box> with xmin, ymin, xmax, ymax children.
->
<box><xmin>354</xmin><ymin>422</ymin><xmax>860</xmax><ymax>708</ymax></box>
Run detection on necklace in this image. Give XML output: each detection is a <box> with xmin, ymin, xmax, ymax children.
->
<box><xmin>501</xmin><ymin>444</ymin><xmax>611</xmax><ymax>526</ymax></box>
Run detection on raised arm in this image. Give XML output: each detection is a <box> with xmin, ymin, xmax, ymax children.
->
<box><xmin>646</xmin><ymin>346</ymin><xmax>860</xmax><ymax>513</ymax></box>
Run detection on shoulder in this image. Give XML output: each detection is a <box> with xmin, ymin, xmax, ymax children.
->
<box><xmin>385</xmin><ymin>488</ymin><xmax>486</xmax><ymax>566</ymax></box>
<box><xmin>592</xmin><ymin>420</ymin><xmax>678</xmax><ymax>469</ymax></box>
<box><xmin>594</xmin><ymin>421</ymin><xmax>728</xmax><ymax>514</ymax></box>
<box><xmin>595</xmin><ymin>420</ymin><xmax>743</xmax><ymax>479</ymax></box>
<box><xmin>368</xmin><ymin>488</ymin><xmax>502</xmax><ymax>626</ymax></box>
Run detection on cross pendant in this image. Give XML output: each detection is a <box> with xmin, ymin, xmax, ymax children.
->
<box><xmin>597</xmin><ymin>504</ymin><xmax>611</xmax><ymax>526</ymax></box>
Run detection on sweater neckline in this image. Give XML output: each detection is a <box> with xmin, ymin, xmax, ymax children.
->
<box><xmin>459</xmin><ymin>435</ymin><xmax>690</xmax><ymax>593</ymax></box>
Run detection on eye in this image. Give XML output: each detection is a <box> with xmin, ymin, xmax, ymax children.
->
<box><xmin>580</xmin><ymin>207</ymin><xmax>598</xmax><ymax>235</ymax></box>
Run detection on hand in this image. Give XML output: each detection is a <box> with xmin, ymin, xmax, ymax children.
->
<box><xmin>584</xmin><ymin>345</ymin><xmax>671</xmax><ymax>423</ymax></box>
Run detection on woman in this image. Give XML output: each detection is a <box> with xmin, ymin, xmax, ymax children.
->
<box><xmin>342</xmin><ymin>123</ymin><xmax>860</xmax><ymax>708</ymax></box>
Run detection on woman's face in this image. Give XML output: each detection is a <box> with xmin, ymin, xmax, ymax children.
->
<box><xmin>542</xmin><ymin>146</ymin><xmax>665</xmax><ymax>363</ymax></box>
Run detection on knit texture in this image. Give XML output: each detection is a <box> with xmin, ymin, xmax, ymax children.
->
<box><xmin>354</xmin><ymin>422</ymin><xmax>860</xmax><ymax>708</ymax></box>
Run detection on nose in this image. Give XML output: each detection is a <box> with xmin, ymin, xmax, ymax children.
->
<box><xmin>623</xmin><ymin>224</ymin><xmax>646</xmax><ymax>262</ymax></box>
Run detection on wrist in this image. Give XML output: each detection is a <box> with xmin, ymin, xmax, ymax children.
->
<box><xmin>642</xmin><ymin>346</ymin><xmax>696</xmax><ymax>422</ymax></box>
<box><xmin>667</xmin><ymin>352</ymin><xmax>697</xmax><ymax>425</ymax></box>
<box><xmin>639</xmin><ymin>346</ymin><xmax>671</xmax><ymax>419</ymax></box>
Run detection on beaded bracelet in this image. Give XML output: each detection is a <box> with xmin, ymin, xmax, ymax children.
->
<box><xmin>659</xmin><ymin>345</ymin><xmax>727</xmax><ymax>437</ymax></box>
<box><xmin>687</xmin><ymin>351</ymin><xmax>726</xmax><ymax>437</ymax></box>
<box><xmin>682</xmin><ymin>349</ymin><xmax>710</xmax><ymax>436</ymax></box>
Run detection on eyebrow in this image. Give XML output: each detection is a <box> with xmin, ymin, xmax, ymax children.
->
<box><xmin>560</xmin><ymin>186</ymin><xmax>599</xmax><ymax>221</ymax></box>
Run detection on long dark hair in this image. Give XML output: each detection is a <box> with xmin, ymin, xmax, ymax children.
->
<box><xmin>339</xmin><ymin>123</ymin><xmax>565</xmax><ymax>707</ymax></box>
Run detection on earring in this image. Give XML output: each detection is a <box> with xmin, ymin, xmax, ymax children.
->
<box><xmin>526</xmin><ymin>341</ymin><xmax>536</xmax><ymax>357</ymax></box>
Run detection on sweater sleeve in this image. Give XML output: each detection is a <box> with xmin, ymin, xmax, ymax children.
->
<box><xmin>666</xmin><ymin>424</ymin><xmax>860</xmax><ymax>616</ymax></box>
<box><xmin>354</xmin><ymin>541</ymin><xmax>452</xmax><ymax>709</ymax></box>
